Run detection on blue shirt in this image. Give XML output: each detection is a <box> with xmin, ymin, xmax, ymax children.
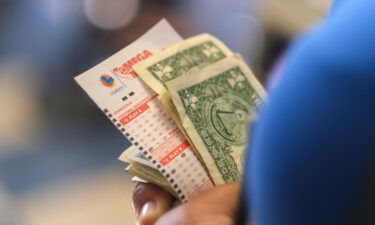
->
<box><xmin>244</xmin><ymin>0</ymin><xmax>375</xmax><ymax>224</ymax></box>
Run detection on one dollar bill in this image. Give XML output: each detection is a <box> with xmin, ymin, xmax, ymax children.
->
<box><xmin>133</xmin><ymin>33</ymin><xmax>233</xmax><ymax>97</ymax></box>
<box><xmin>133</xmin><ymin>33</ymin><xmax>234</xmax><ymax>165</ymax></box>
<box><xmin>166</xmin><ymin>56</ymin><xmax>267</xmax><ymax>184</ymax></box>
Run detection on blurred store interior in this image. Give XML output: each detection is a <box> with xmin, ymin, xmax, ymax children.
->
<box><xmin>0</xmin><ymin>0</ymin><xmax>330</xmax><ymax>224</ymax></box>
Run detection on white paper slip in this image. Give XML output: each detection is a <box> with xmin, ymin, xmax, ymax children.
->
<box><xmin>119</xmin><ymin>145</ymin><xmax>157</xmax><ymax>169</ymax></box>
<box><xmin>75</xmin><ymin>19</ymin><xmax>213</xmax><ymax>202</ymax></box>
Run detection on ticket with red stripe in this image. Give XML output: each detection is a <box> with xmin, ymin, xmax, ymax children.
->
<box><xmin>74</xmin><ymin>19</ymin><xmax>213</xmax><ymax>201</ymax></box>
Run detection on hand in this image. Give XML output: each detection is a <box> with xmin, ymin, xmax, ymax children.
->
<box><xmin>132</xmin><ymin>183</ymin><xmax>175</xmax><ymax>225</ymax></box>
<box><xmin>132</xmin><ymin>182</ymin><xmax>240</xmax><ymax>225</ymax></box>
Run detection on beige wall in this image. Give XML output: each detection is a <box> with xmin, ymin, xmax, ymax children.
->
<box><xmin>18</xmin><ymin>165</ymin><xmax>136</xmax><ymax>225</ymax></box>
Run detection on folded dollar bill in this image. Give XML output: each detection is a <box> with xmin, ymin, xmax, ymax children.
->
<box><xmin>166</xmin><ymin>56</ymin><xmax>267</xmax><ymax>184</ymax></box>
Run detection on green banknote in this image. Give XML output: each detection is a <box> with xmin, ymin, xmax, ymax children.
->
<box><xmin>166</xmin><ymin>57</ymin><xmax>267</xmax><ymax>184</ymax></box>
<box><xmin>133</xmin><ymin>33</ymin><xmax>234</xmax><ymax>167</ymax></box>
<box><xmin>133</xmin><ymin>33</ymin><xmax>233</xmax><ymax>96</ymax></box>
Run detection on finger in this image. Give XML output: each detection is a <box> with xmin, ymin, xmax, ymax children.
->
<box><xmin>132</xmin><ymin>182</ymin><xmax>174</xmax><ymax>225</ymax></box>
<box><xmin>155</xmin><ymin>183</ymin><xmax>241</xmax><ymax>225</ymax></box>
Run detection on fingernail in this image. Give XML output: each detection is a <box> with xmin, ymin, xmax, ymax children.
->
<box><xmin>140</xmin><ymin>201</ymin><xmax>156</xmax><ymax>219</ymax></box>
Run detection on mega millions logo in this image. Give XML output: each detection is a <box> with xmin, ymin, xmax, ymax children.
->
<box><xmin>100</xmin><ymin>73</ymin><xmax>124</xmax><ymax>95</ymax></box>
<box><xmin>100</xmin><ymin>74</ymin><xmax>115</xmax><ymax>87</ymax></box>
<box><xmin>112</xmin><ymin>50</ymin><xmax>153</xmax><ymax>79</ymax></box>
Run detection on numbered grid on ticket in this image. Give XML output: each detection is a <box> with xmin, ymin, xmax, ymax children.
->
<box><xmin>74</xmin><ymin>19</ymin><xmax>213</xmax><ymax>201</ymax></box>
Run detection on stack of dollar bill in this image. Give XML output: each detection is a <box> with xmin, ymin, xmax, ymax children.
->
<box><xmin>75</xmin><ymin>19</ymin><xmax>266</xmax><ymax>202</ymax></box>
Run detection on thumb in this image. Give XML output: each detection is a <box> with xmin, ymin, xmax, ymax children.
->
<box><xmin>132</xmin><ymin>183</ymin><xmax>174</xmax><ymax>225</ymax></box>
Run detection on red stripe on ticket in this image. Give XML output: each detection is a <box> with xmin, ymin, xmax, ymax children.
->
<box><xmin>160</xmin><ymin>140</ymin><xmax>190</xmax><ymax>166</ymax></box>
<box><xmin>120</xmin><ymin>103</ymin><xmax>149</xmax><ymax>125</ymax></box>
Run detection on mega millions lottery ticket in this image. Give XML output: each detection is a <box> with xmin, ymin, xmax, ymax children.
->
<box><xmin>75</xmin><ymin>19</ymin><xmax>213</xmax><ymax>202</ymax></box>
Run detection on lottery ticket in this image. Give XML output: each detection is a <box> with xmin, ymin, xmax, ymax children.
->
<box><xmin>118</xmin><ymin>145</ymin><xmax>157</xmax><ymax>169</ymax></box>
<box><xmin>75</xmin><ymin>19</ymin><xmax>213</xmax><ymax>201</ymax></box>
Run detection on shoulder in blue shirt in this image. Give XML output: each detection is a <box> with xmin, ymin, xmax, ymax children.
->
<box><xmin>245</xmin><ymin>1</ymin><xmax>375</xmax><ymax>224</ymax></box>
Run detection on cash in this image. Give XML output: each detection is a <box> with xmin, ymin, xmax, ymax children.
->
<box><xmin>166</xmin><ymin>56</ymin><xmax>266</xmax><ymax>184</ymax></box>
<box><xmin>76</xmin><ymin>19</ymin><xmax>266</xmax><ymax>202</ymax></box>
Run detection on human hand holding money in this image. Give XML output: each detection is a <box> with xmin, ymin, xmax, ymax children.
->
<box><xmin>75</xmin><ymin>19</ymin><xmax>266</xmax><ymax>205</ymax></box>
<box><xmin>132</xmin><ymin>182</ymin><xmax>240</xmax><ymax>225</ymax></box>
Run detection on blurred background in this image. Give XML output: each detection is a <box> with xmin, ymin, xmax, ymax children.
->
<box><xmin>0</xmin><ymin>0</ymin><xmax>330</xmax><ymax>224</ymax></box>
